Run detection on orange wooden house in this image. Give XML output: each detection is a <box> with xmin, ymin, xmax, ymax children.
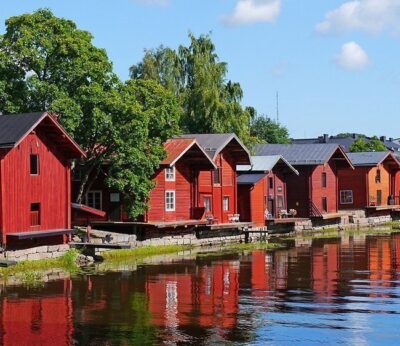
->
<box><xmin>180</xmin><ymin>134</ymin><xmax>251</xmax><ymax>224</ymax></box>
<box><xmin>337</xmin><ymin>151</ymin><xmax>400</xmax><ymax>210</ymax></box>
<box><xmin>236</xmin><ymin>155</ymin><xmax>299</xmax><ymax>226</ymax></box>
<box><xmin>0</xmin><ymin>112</ymin><xmax>85</xmax><ymax>249</ymax></box>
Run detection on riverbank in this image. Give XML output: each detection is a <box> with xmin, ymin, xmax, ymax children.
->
<box><xmin>2</xmin><ymin>223</ymin><xmax>400</xmax><ymax>286</ymax></box>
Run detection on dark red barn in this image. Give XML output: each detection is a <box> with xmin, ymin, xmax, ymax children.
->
<box><xmin>180</xmin><ymin>134</ymin><xmax>251</xmax><ymax>224</ymax></box>
<box><xmin>0</xmin><ymin>112</ymin><xmax>85</xmax><ymax>248</ymax></box>
<box><xmin>236</xmin><ymin>155</ymin><xmax>299</xmax><ymax>226</ymax></box>
<box><xmin>72</xmin><ymin>138</ymin><xmax>216</xmax><ymax>225</ymax></box>
<box><xmin>254</xmin><ymin>144</ymin><xmax>353</xmax><ymax>218</ymax></box>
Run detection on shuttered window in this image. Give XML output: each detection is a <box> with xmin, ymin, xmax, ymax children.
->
<box><xmin>30</xmin><ymin>203</ymin><xmax>41</xmax><ymax>226</ymax></box>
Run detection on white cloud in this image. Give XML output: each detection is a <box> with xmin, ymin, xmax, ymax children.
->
<box><xmin>133</xmin><ymin>0</ymin><xmax>170</xmax><ymax>6</ymax></box>
<box><xmin>316</xmin><ymin>0</ymin><xmax>400</xmax><ymax>35</ymax></box>
<box><xmin>223</xmin><ymin>0</ymin><xmax>281</xmax><ymax>26</ymax></box>
<box><xmin>335</xmin><ymin>42</ymin><xmax>370</xmax><ymax>71</ymax></box>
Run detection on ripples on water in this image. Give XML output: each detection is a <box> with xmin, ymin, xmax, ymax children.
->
<box><xmin>0</xmin><ymin>233</ymin><xmax>400</xmax><ymax>345</ymax></box>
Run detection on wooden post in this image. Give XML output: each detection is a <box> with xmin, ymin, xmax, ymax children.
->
<box><xmin>87</xmin><ymin>224</ymin><xmax>91</xmax><ymax>242</ymax></box>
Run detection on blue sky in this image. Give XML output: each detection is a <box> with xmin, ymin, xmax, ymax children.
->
<box><xmin>1</xmin><ymin>0</ymin><xmax>400</xmax><ymax>138</ymax></box>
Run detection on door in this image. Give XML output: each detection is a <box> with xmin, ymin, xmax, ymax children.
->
<box><xmin>109</xmin><ymin>192</ymin><xmax>122</xmax><ymax>221</ymax></box>
<box><xmin>377</xmin><ymin>190</ymin><xmax>382</xmax><ymax>206</ymax></box>
<box><xmin>268</xmin><ymin>199</ymin><xmax>275</xmax><ymax>218</ymax></box>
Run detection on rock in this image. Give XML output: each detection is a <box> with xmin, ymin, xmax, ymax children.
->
<box><xmin>76</xmin><ymin>254</ymin><xmax>95</xmax><ymax>266</ymax></box>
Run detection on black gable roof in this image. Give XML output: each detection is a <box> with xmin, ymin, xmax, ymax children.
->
<box><xmin>0</xmin><ymin>112</ymin><xmax>46</xmax><ymax>148</ymax></box>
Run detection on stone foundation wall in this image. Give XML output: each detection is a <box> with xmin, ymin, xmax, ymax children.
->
<box><xmin>1</xmin><ymin>244</ymin><xmax>70</xmax><ymax>262</ymax></box>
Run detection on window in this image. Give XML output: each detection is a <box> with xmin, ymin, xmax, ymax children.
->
<box><xmin>322</xmin><ymin>172</ymin><xmax>327</xmax><ymax>188</ymax></box>
<box><xmin>340</xmin><ymin>190</ymin><xmax>353</xmax><ymax>204</ymax></box>
<box><xmin>86</xmin><ymin>191</ymin><xmax>102</xmax><ymax>210</ymax></box>
<box><xmin>322</xmin><ymin>197</ymin><xmax>328</xmax><ymax>212</ymax></box>
<box><xmin>165</xmin><ymin>166</ymin><xmax>175</xmax><ymax>181</ymax></box>
<box><xmin>110</xmin><ymin>193</ymin><xmax>120</xmax><ymax>203</ymax></box>
<box><xmin>30</xmin><ymin>203</ymin><xmax>40</xmax><ymax>226</ymax></box>
<box><xmin>277</xmin><ymin>195</ymin><xmax>284</xmax><ymax>208</ymax></box>
<box><xmin>223</xmin><ymin>196</ymin><xmax>230</xmax><ymax>211</ymax></box>
<box><xmin>277</xmin><ymin>186</ymin><xmax>283</xmax><ymax>193</ymax></box>
<box><xmin>30</xmin><ymin>154</ymin><xmax>39</xmax><ymax>175</ymax></box>
<box><xmin>165</xmin><ymin>191</ymin><xmax>175</xmax><ymax>211</ymax></box>
<box><xmin>204</xmin><ymin>196</ymin><xmax>212</xmax><ymax>212</ymax></box>
<box><xmin>375</xmin><ymin>169</ymin><xmax>381</xmax><ymax>183</ymax></box>
<box><xmin>213</xmin><ymin>168</ymin><xmax>221</xmax><ymax>185</ymax></box>
<box><xmin>269</xmin><ymin>177</ymin><xmax>274</xmax><ymax>189</ymax></box>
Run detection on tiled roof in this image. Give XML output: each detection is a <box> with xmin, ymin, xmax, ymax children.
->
<box><xmin>237</xmin><ymin>173</ymin><xmax>267</xmax><ymax>185</ymax></box>
<box><xmin>237</xmin><ymin>155</ymin><xmax>298</xmax><ymax>175</ymax></box>
<box><xmin>347</xmin><ymin>151</ymin><xmax>398</xmax><ymax>166</ymax></box>
<box><xmin>254</xmin><ymin>143</ymin><xmax>343</xmax><ymax>165</ymax></box>
<box><xmin>179</xmin><ymin>133</ymin><xmax>251</xmax><ymax>162</ymax></box>
<box><xmin>0</xmin><ymin>112</ymin><xmax>46</xmax><ymax>148</ymax></box>
<box><xmin>162</xmin><ymin>138</ymin><xmax>196</xmax><ymax>165</ymax></box>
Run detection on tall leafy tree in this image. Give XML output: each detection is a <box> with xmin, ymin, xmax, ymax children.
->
<box><xmin>0</xmin><ymin>9</ymin><xmax>180</xmax><ymax>217</ymax></box>
<box><xmin>349</xmin><ymin>136</ymin><xmax>387</xmax><ymax>152</ymax></box>
<box><xmin>249</xmin><ymin>107</ymin><xmax>290</xmax><ymax>144</ymax></box>
<box><xmin>130</xmin><ymin>33</ymin><xmax>255</xmax><ymax>145</ymax></box>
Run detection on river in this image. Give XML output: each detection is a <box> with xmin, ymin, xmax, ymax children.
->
<box><xmin>1</xmin><ymin>232</ymin><xmax>400</xmax><ymax>345</ymax></box>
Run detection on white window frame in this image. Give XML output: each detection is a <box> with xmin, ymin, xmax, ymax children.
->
<box><xmin>204</xmin><ymin>196</ymin><xmax>212</xmax><ymax>212</ymax></box>
<box><xmin>165</xmin><ymin>190</ymin><xmax>176</xmax><ymax>211</ymax></box>
<box><xmin>340</xmin><ymin>190</ymin><xmax>353</xmax><ymax>205</ymax></box>
<box><xmin>165</xmin><ymin>166</ymin><xmax>176</xmax><ymax>181</ymax></box>
<box><xmin>223</xmin><ymin>196</ymin><xmax>230</xmax><ymax>212</ymax></box>
<box><xmin>86</xmin><ymin>190</ymin><xmax>102</xmax><ymax>210</ymax></box>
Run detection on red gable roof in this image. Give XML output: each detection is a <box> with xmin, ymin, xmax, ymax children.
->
<box><xmin>161</xmin><ymin>138</ymin><xmax>216</xmax><ymax>169</ymax></box>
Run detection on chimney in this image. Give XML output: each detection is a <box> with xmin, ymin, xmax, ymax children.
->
<box><xmin>380</xmin><ymin>136</ymin><xmax>386</xmax><ymax>142</ymax></box>
<box><xmin>352</xmin><ymin>133</ymin><xmax>357</xmax><ymax>139</ymax></box>
<box><xmin>323</xmin><ymin>134</ymin><xmax>329</xmax><ymax>143</ymax></box>
<box><xmin>389</xmin><ymin>137</ymin><xmax>393</xmax><ymax>142</ymax></box>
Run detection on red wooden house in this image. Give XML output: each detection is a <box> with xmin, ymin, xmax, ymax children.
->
<box><xmin>180</xmin><ymin>134</ymin><xmax>252</xmax><ymax>224</ymax></box>
<box><xmin>236</xmin><ymin>155</ymin><xmax>299</xmax><ymax>226</ymax></box>
<box><xmin>0</xmin><ymin>112</ymin><xmax>85</xmax><ymax>248</ymax></box>
<box><xmin>337</xmin><ymin>151</ymin><xmax>400</xmax><ymax>210</ymax></box>
<box><xmin>72</xmin><ymin>138</ymin><xmax>216</xmax><ymax>225</ymax></box>
<box><xmin>254</xmin><ymin>144</ymin><xmax>353</xmax><ymax>218</ymax></box>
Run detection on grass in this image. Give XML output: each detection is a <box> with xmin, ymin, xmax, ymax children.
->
<box><xmin>0</xmin><ymin>249</ymin><xmax>79</xmax><ymax>283</ymax></box>
<box><xmin>282</xmin><ymin>224</ymin><xmax>400</xmax><ymax>241</ymax></box>
<box><xmin>222</xmin><ymin>241</ymin><xmax>283</xmax><ymax>251</ymax></box>
<box><xmin>101</xmin><ymin>244</ymin><xmax>193</xmax><ymax>260</ymax></box>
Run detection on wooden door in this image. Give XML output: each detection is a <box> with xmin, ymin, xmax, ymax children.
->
<box><xmin>109</xmin><ymin>192</ymin><xmax>122</xmax><ymax>221</ymax></box>
<box><xmin>377</xmin><ymin>190</ymin><xmax>382</xmax><ymax>206</ymax></box>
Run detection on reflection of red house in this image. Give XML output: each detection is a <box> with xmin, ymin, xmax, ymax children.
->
<box><xmin>72</xmin><ymin>138</ymin><xmax>216</xmax><ymax>225</ymax></box>
<box><xmin>251</xmin><ymin>250</ymin><xmax>269</xmax><ymax>295</ymax></box>
<box><xmin>0</xmin><ymin>280</ymin><xmax>73</xmax><ymax>345</ymax></box>
<box><xmin>237</xmin><ymin>156</ymin><xmax>299</xmax><ymax>225</ymax></box>
<box><xmin>369</xmin><ymin>238</ymin><xmax>392</xmax><ymax>297</ymax></box>
<box><xmin>180</xmin><ymin>134</ymin><xmax>251</xmax><ymax>224</ymax></box>
<box><xmin>312</xmin><ymin>243</ymin><xmax>339</xmax><ymax>299</ymax></box>
<box><xmin>254</xmin><ymin>144</ymin><xmax>353</xmax><ymax>218</ymax></box>
<box><xmin>0</xmin><ymin>112</ymin><xmax>85</xmax><ymax>248</ymax></box>
<box><xmin>146</xmin><ymin>260</ymin><xmax>240</xmax><ymax>331</ymax></box>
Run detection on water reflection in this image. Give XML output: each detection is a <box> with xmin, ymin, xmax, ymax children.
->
<box><xmin>0</xmin><ymin>233</ymin><xmax>400</xmax><ymax>345</ymax></box>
